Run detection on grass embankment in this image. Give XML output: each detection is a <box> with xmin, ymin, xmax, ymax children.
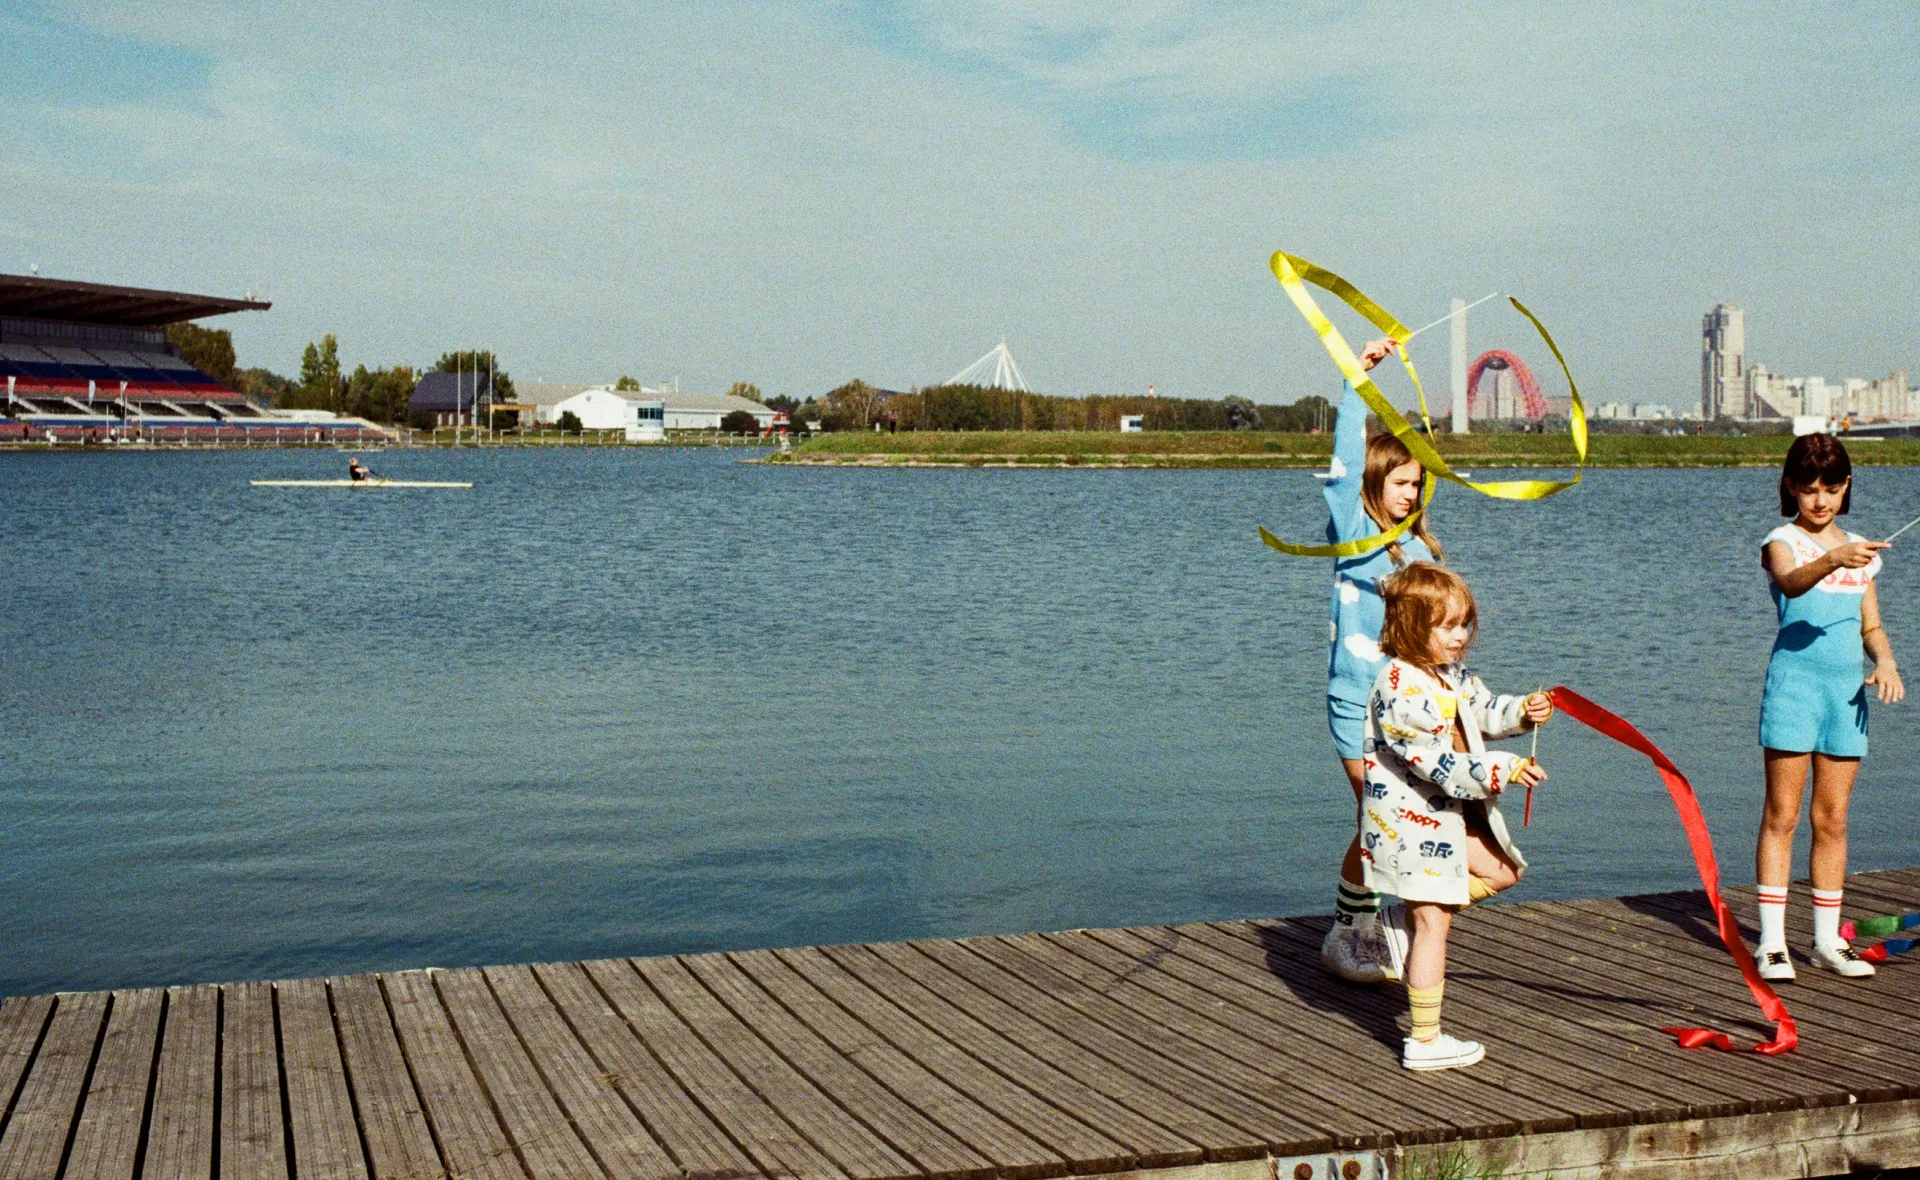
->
<box><xmin>766</xmin><ymin>431</ymin><xmax>1920</xmax><ymax>468</ymax></box>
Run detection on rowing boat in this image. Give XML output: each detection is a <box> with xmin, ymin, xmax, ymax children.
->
<box><xmin>250</xmin><ymin>479</ymin><xmax>474</xmax><ymax>488</ymax></box>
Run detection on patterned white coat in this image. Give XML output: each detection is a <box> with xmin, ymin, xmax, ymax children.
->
<box><xmin>1359</xmin><ymin>658</ymin><xmax>1533</xmax><ymax>906</ymax></box>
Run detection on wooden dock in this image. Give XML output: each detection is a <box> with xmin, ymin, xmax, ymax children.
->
<box><xmin>4</xmin><ymin>870</ymin><xmax>1920</xmax><ymax>1180</ymax></box>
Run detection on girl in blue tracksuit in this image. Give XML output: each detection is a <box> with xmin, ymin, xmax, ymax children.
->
<box><xmin>1319</xmin><ymin>337</ymin><xmax>1446</xmax><ymax>983</ymax></box>
<box><xmin>1753</xmin><ymin>433</ymin><xmax>1903</xmax><ymax>982</ymax></box>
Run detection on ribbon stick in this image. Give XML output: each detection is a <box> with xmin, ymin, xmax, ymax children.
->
<box><xmin>1548</xmin><ymin>686</ymin><xmax>1797</xmax><ymax>1055</ymax></box>
<box><xmin>1259</xmin><ymin>252</ymin><xmax>1589</xmax><ymax>558</ymax></box>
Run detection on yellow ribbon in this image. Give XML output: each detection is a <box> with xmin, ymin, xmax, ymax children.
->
<box><xmin>1260</xmin><ymin>251</ymin><xmax>1589</xmax><ymax>558</ymax></box>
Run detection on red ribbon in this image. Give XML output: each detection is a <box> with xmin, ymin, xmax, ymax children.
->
<box><xmin>1547</xmin><ymin>687</ymin><xmax>1798</xmax><ymax>1055</ymax></box>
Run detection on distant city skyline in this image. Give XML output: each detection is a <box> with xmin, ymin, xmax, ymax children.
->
<box><xmin>1701</xmin><ymin>301</ymin><xmax>1911</xmax><ymax>422</ymax></box>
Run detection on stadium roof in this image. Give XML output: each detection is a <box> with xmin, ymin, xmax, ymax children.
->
<box><xmin>0</xmin><ymin>274</ymin><xmax>271</xmax><ymax>326</ymax></box>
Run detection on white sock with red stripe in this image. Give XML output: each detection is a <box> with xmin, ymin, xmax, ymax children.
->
<box><xmin>1756</xmin><ymin>884</ymin><xmax>1788</xmax><ymax>950</ymax></box>
<box><xmin>1812</xmin><ymin>888</ymin><xmax>1846</xmax><ymax>949</ymax></box>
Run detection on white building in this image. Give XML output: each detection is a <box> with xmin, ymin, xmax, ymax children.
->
<box><xmin>536</xmin><ymin>388</ymin><xmax>645</xmax><ymax>430</ymax></box>
<box><xmin>1701</xmin><ymin>303</ymin><xmax>1745</xmax><ymax>419</ymax></box>
<box><xmin>658</xmin><ymin>392</ymin><xmax>777</xmax><ymax>431</ymax></box>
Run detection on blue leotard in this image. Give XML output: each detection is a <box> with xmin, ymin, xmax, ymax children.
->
<box><xmin>1324</xmin><ymin>382</ymin><xmax>1431</xmax><ymax>758</ymax></box>
<box><xmin>1758</xmin><ymin>524</ymin><xmax>1879</xmax><ymax>757</ymax></box>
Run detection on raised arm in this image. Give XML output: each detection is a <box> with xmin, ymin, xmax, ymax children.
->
<box><xmin>1765</xmin><ymin>538</ymin><xmax>1887</xmax><ymax>598</ymax></box>
<box><xmin>1323</xmin><ymin>337</ymin><xmax>1398</xmax><ymax>541</ymax></box>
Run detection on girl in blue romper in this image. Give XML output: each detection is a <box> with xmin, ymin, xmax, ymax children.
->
<box><xmin>1754</xmin><ymin>433</ymin><xmax>1903</xmax><ymax>981</ymax></box>
<box><xmin>1319</xmin><ymin>337</ymin><xmax>1444</xmax><ymax>984</ymax></box>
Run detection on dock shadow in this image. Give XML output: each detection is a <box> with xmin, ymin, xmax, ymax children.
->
<box><xmin>1248</xmin><ymin>917</ymin><xmax>1408</xmax><ymax>1053</ymax></box>
<box><xmin>1619</xmin><ymin>891</ymin><xmax>1750</xmax><ymax>951</ymax></box>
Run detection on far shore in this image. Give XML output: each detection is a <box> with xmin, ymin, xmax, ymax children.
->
<box><xmin>758</xmin><ymin>429</ymin><xmax>1920</xmax><ymax>468</ymax></box>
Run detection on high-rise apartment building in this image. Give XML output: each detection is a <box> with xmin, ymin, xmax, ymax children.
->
<box><xmin>1701</xmin><ymin>303</ymin><xmax>1745</xmax><ymax>419</ymax></box>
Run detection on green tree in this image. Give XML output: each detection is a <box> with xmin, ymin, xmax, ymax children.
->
<box><xmin>296</xmin><ymin>334</ymin><xmax>343</xmax><ymax>411</ymax></box>
<box><xmin>765</xmin><ymin>393</ymin><xmax>799</xmax><ymax>414</ymax></box>
<box><xmin>818</xmin><ymin>379</ymin><xmax>878</xmax><ymax>431</ymax></box>
<box><xmin>235</xmin><ymin>367</ymin><xmax>296</xmax><ymax>405</ymax></box>
<box><xmin>720</xmin><ymin>408</ymin><xmax>761</xmax><ymax>434</ymax></box>
<box><xmin>165</xmin><ymin>322</ymin><xmax>237</xmax><ymax>386</ymax></box>
<box><xmin>726</xmin><ymin>381</ymin><xmax>762</xmax><ymax>404</ymax></box>
<box><xmin>557</xmin><ymin>410</ymin><xmax>583</xmax><ymax>435</ymax></box>
<box><xmin>434</xmin><ymin>350</ymin><xmax>515</xmax><ymax>402</ymax></box>
<box><xmin>344</xmin><ymin>364</ymin><xmax>418</xmax><ymax>424</ymax></box>
<box><xmin>1221</xmin><ymin>395</ymin><xmax>1262</xmax><ymax>430</ymax></box>
<box><xmin>614</xmin><ymin>375</ymin><xmax>641</xmax><ymax>391</ymax></box>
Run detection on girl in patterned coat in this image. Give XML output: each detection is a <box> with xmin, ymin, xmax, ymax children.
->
<box><xmin>1753</xmin><ymin>433</ymin><xmax>1903</xmax><ymax>981</ymax></box>
<box><xmin>1362</xmin><ymin>562</ymin><xmax>1552</xmax><ymax>1070</ymax></box>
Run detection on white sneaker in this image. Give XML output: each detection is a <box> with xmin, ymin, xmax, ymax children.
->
<box><xmin>1378</xmin><ymin>905</ymin><xmax>1409</xmax><ymax>982</ymax></box>
<box><xmin>1320</xmin><ymin>922</ymin><xmax>1390</xmax><ymax>984</ymax></box>
<box><xmin>1809</xmin><ymin>942</ymin><xmax>1875</xmax><ymax>978</ymax></box>
<box><xmin>1403</xmin><ymin>1031</ymin><xmax>1485</xmax><ymax>1071</ymax></box>
<box><xmin>1755</xmin><ymin>945</ymin><xmax>1796</xmax><ymax>982</ymax></box>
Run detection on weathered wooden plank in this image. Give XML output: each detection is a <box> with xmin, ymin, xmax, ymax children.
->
<box><xmin>64</xmin><ymin>989</ymin><xmax>163</xmax><ymax>1180</ymax></box>
<box><xmin>773</xmin><ymin>946</ymin><xmax>1129</xmax><ymax>1172</ymax></box>
<box><xmin>632</xmin><ymin>954</ymin><xmax>914</xmax><ymax>1180</ymax></box>
<box><xmin>277</xmin><ymin>978</ymin><xmax>369</xmax><ymax>1180</ymax></box>
<box><xmin>382</xmin><ymin>970</ymin><xmax>527</xmax><ymax>1180</ymax></box>
<box><xmin>729</xmin><ymin>948</ymin><xmax>1064</xmax><ymax>1180</ymax></box>
<box><xmin>821</xmin><ymin>943</ymin><xmax>1203</xmax><ymax>1168</ymax></box>
<box><xmin>682</xmin><ymin>952</ymin><xmax>995</xmax><ymax>1179</ymax></box>
<box><xmin>433</xmin><ymin>968</ymin><xmax>608</xmax><ymax>1180</ymax></box>
<box><xmin>220</xmin><ymin>980</ymin><xmax>289</xmax><ymax>1180</ymax></box>
<box><xmin>328</xmin><ymin>973</ymin><xmax>442</xmax><ymax>1180</ymax></box>
<box><xmin>1486</xmin><ymin>899</ymin><xmax>1920</xmax><ymax>1093</ymax></box>
<box><xmin>0</xmin><ymin>997</ymin><xmax>55</xmax><ymax>1142</ymax></box>
<box><xmin>1435</xmin><ymin>912</ymin><xmax>1813</xmax><ymax>1111</ymax></box>
<box><xmin>1071</xmin><ymin>923</ymin><xmax>1566</xmax><ymax>1139</ymax></box>
<box><xmin>141</xmin><ymin>985</ymin><xmax>217</xmax><ymax>1180</ymax></box>
<box><xmin>1231</xmin><ymin>913</ymin><xmax>1747</xmax><ymax>1124</ymax></box>
<box><xmin>482</xmin><ymin>965</ymin><xmax>683</xmax><ymax>1180</ymax></box>
<box><xmin>904</xmin><ymin>938</ymin><xmax>1328</xmax><ymax>1153</ymax></box>
<box><xmin>530</xmin><ymin>961</ymin><xmax>761</xmax><ymax>1180</ymax></box>
<box><xmin>0</xmin><ymin>991</ymin><xmax>108</xmax><ymax>1180</ymax></box>
<box><xmin>978</xmin><ymin>931</ymin><xmax>1405</xmax><ymax>1141</ymax></box>
<box><xmin>582</xmin><ymin>956</ymin><xmax>844</xmax><ymax>1180</ymax></box>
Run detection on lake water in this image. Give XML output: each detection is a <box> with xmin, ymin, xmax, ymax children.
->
<box><xmin>6</xmin><ymin>447</ymin><xmax>1920</xmax><ymax>997</ymax></box>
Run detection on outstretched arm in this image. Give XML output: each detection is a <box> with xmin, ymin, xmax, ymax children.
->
<box><xmin>1374</xmin><ymin>685</ymin><xmax>1522</xmax><ymax>800</ymax></box>
<box><xmin>1765</xmin><ymin>538</ymin><xmax>1886</xmax><ymax>598</ymax></box>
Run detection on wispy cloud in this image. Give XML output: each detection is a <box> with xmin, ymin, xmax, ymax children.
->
<box><xmin>0</xmin><ymin>2</ymin><xmax>1916</xmax><ymax>403</ymax></box>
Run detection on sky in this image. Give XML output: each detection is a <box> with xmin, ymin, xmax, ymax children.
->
<box><xmin>2</xmin><ymin>1</ymin><xmax>1916</xmax><ymax>408</ymax></box>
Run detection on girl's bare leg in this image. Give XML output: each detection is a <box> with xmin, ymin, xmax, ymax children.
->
<box><xmin>1464</xmin><ymin>821</ymin><xmax>1522</xmax><ymax>895</ymax></box>
<box><xmin>1807</xmin><ymin>754</ymin><xmax>1861</xmax><ymax>892</ymax></box>
<box><xmin>1340</xmin><ymin>758</ymin><xmax>1367</xmax><ymax>886</ymax></box>
<box><xmin>1404</xmin><ymin>901</ymin><xmax>1452</xmax><ymax>991</ymax></box>
<box><xmin>1758</xmin><ymin>749</ymin><xmax>1811</xmax><ymax>887</ymax></box>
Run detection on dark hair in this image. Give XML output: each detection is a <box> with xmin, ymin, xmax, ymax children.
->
<box><xmin>1779</xmin><ymin>433</ymin><xmax>1852</xmax><ymax>516</ymax></box>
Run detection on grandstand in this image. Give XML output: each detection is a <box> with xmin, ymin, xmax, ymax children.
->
<box><xmin>0</xmin><ymin>273</ymin><xmax>384</xmax><ymax>444</ymax></box>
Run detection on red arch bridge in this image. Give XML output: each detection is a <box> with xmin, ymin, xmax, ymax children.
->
<box><xmin>1466</xmin><ymin>350</ymin><xmax>1548</xmax><ymax>419</ymax></box>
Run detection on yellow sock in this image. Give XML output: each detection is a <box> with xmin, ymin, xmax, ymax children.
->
<box><xmin>1407</xmin><ymin>982</ymin><xmax>1444</xmax><ymax>1043</ymax></box>
<box><xmin>1465</xmin><ymin>876</ymin><xmax>1497</xmax><ymax>905</ymax></box>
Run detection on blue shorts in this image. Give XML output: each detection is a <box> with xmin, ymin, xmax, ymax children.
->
<box><xmin>1328</xmin><ymin>695</ymin><xmax>1368</xmax><ymax>761</ymax></box>
<box><xmin>1759</xmin><ymin>663</ymin><xmax>1868</xmax><ymax>758</ymax></box>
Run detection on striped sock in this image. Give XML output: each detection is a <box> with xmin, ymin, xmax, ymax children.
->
<box><xmin>1812</xmin><ymin>888</ymin><xmax>1845</xmax><ymax>949</ymax></box>
<box><xmin>1407</xmin><ymin>982</ymin><xmax>1444</xmax><ymax>1043</ymax></box>
<box><xmin>1756</xmin><ymin>884</ymin><xmax>1788</xmax><ymax>949</ymax></box>
<box><xmin>1334</xmin><ymin>882</ymin><xmax>1380</xmax><ymax>930</ymax></box>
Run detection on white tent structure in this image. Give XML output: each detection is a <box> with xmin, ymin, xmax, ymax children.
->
<box><xmin>947</xmin><ymin>340</ymin><xmax>1030</xmax><ymax>392</ymax></box>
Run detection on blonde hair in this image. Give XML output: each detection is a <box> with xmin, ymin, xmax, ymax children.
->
<box><xmin>1363</xmin><ymin>431</ymin><xmax>1443</xmax><ymax>565</ymax></box>
<box><xmin>1379</xmin><ymin>562</ymin><xmax>1477</xmax><ymax>672</ymax></box>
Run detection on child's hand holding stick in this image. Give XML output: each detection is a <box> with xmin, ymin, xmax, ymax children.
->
<box><xmin>1519</xmin><ymin>689</ymin><xmax>1552</xmax><ymax>825</ymax></box>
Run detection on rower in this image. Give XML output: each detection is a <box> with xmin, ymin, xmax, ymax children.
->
<box><xmin>348</xmin><ymin>458</ymin><xmax>376</xmax><ymax>482</ymax></box>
